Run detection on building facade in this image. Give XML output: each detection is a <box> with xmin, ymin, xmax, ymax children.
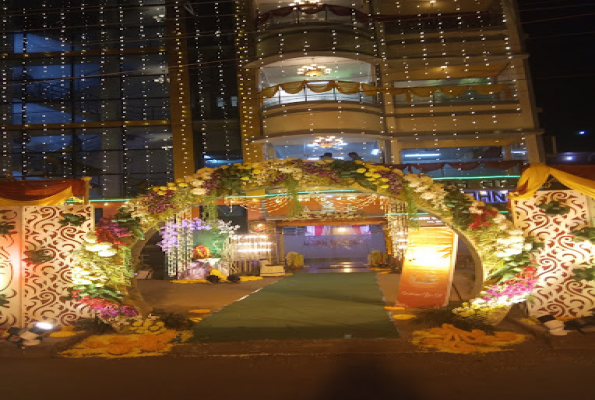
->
<box><xmin>1</xmin><ymin>0</ymin><xmax>542</xmax><ymax>201</ymax></box>
<box><xmin>237</xmin><ymin>0</ymin><xmax>542</xmax><ymax>174</ymax></box>
<box><xmin>0</xmin><ymin>0</ymin><xmax>241</xmax><ymax>199</ymax></box>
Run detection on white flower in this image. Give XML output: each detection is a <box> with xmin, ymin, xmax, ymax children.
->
<box><xmin>84</xmin><ymin>232</ymin><xmax>98</xmax><ymax>244</ymax></box>
<box><xmin>191</xmin><ymin>188</ymin><xmax>207</xmax><ymax>196</ymax></box>
<box><xmin>98</xmin><ymin>249</ymin><xmax>118</xmax><ymax>257</ymax></box>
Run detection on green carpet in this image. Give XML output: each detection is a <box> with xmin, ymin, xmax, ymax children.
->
<box><xmin>192</xmin><ymin>272</ymin><xmax>399</xmax><ymax>342</ymax></box>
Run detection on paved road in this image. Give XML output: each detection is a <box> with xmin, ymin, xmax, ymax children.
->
<box><xmin>1</xmin><ymin>348</ymin><xmax>593</xmax><ymax>400</ymax></box>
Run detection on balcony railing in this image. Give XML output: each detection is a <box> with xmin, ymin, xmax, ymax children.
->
<box><xmin>261</xmin><ymin>80</ymin><xmax>379</xmax><ymax>108</ymax></box>
<box><xmin>382</xmin><ymin>12</ymin><xmax>506</xmax><ymax>34</ymax></box>
<box><xmin>256</xmin><ymin>4</ymin><xmax>368</xmax><ymax>30</ymax></box>
<box><xmin>392</xmin><ymin>84</ymin><xmax>513</xmax><ymax>105</ymax></box>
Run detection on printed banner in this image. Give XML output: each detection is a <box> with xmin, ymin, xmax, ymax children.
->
<box><xmin>397</xmin><ymin>227</ymin><xmax>457</xmax><ymax>308</ymax></box>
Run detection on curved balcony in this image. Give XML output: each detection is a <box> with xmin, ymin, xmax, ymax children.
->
<box><xmin>255</xmin><ymin>4</ymin><xmax>375</xmax><ymax>58</ymax></box>
<box><xmin>256</xmin><ymin>4</ymin><xmax>368</xmax><ymax>31</ymax></box>
<box><xmin>261</xmin><ymin>80</ymin><xmax>379</xmax><ymax>109</ymax></box>
<box><xmin>261</xmin><ymin>82</ymin><xmax>384</xmax><ymax>138</ymax></box>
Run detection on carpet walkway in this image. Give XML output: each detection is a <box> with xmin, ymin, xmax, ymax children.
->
<box><xmin>193</xmin><ymin>272</ymin><xmax>399</xmax><ymax>342</ymax></box>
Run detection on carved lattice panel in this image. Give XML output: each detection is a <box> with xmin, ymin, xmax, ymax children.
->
<box><xmin>22</xmin><ymin>206</ymin><xmax>93</xmax><ymax>326</ymax></box>
<box><xmin>0</xmin><ymin>205</ymin><xmax>93</xmax><ymax>326</ymax></box>
<box><xmin>512</xmin><ymin>190</ymin><xmax>595</xmax><ymax>317</ymax></box>
<box><xmin>0</xmin><ymin>207</ymin><xmax>23</xmax><ymax>326</ymax></box>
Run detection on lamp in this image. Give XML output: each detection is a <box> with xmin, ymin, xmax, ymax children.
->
<box><xmin>4</xmin><ymin>322</ymin><xmax>54</xmax><ymax>348</ymax></box>
<box><xmin>289</xmin><ymin>0</ymin><xmax>321</xmax><ymax>6</ymax></box>
<box><xmin>297</xmin><ymin>63</ymin><xmax>332</xmax><ymax>77</ymax></box>
<box><xmin>311</xmin><ymin>136</ymin><xmax>345</xmax><ymax>148</ymax></box>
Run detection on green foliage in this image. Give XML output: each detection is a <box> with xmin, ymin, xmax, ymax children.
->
<box><xmin>487</xmin><ymin>237</ymin><xmax>543</xmax><ymax>284</ymax></box>
<box><xmin>111</xmin><ymin>208</ymin><xmax>145</xmax><ymax>240</ymax></box>
<box><xmin>572</xmin><ymin>264</ymin><xmax>595</xmax><ymax>282</ymax></box>
<box><xmin>537</xmin><ymin>200</ymin><xmax>571</xmax><ymax>216</ymax></box>
<box><xmin>443</xmin><ymin>187</ymin><xmax>473</xmax><ymax>228</ymax></box>
<box><xmin>570</xmin><ymin>227</ymin><xmax>595</xmax><ymax>245</ymax></box>
<box><xmin>413</xmin><ymin>306</ymin><xmax>496</xmax><ymax>334</ymax></box>
<box><xmin>0</xmin><ymin>222</ymin><xmax>15</xmax><ymax>236</ymax></box>
<box><xmin>201</xmin><ymin>195</ymin><xmax>219</xmax><ymax>225</ymax></box>
<box><xmin>23</xmin><ymin>249</ymin><xmax>53</xmax><ymax>265</ymax></box>
<box><xmin>284</xmin><ymin>176</ymin><xmax>302</xmax><ymax>217</ymax></box>
<box><xmin>58</xmin><ymin>213</ymin><xmax>87</xmax><ymax>226</ymax></box>
<box><xmin>0</xmin><ymin>293</ymin><xmax>8</xmax><ymax>307</ymax></box>
<box><xmin>74</xmin><ymin>248</ymin><xmax>134</xmax><ymax>288</ymax></box>
<box><xmin>403</xmin><ymin>184</ymin><xmax>420</xmax><ymax>228</ymax></box>
<box><xmin>64</xmin><ymin>284</ymin><xmax>123</xmax><ymax>303</ymax></box>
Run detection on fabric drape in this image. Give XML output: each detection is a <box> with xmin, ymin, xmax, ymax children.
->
<box><xmin>0</xmin><ymin>179</ymin><xmax>85</xmax><ymax>206</ymax></box>
<box><xmin>261</xmin><ymin>81</ymin><xmax>510</xmax><ymax>102</ymax></box>
<box><xmin>509</xmin><ymin>163</ymin><xmax>595</xmax><ymax>200</ymax></box>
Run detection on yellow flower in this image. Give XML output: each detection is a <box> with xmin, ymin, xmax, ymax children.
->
<box><xmin>152</xmin><ymin>187</ymin><xmax>160</xmax><ymax>192</ymax></box>
<box><xmin>178</xmin><ymin>183</ymin><xmax>188</xmax><ymax>188</ymax></box>
<box><xmin>356</xmin><ymin>168</ymin><xmax>367</xmax><ymax>173</ymax></box>
<box><xmin>364</xmin><ymin>172</ymin><xmax>373</xmax><ymax>177</ymax></box>
<box><xmin>159</xmin><ymin>186</ymin><xmax>168</xmax><ymax>191</ymax></box>
<box><xmin>380</xmin><ymin>184</ymin><xmax>389</xmax><ymax>189</ymax></box>
<box><xmin>167</xmin><ymin>182</ymin><xmax>176</xmax><ymax>187</ymax></box>
<box><xmin>373</xmin><ymin>173</ymin><xmax>381</xmax><ymax>178</ymax></box>
<box><xmin>241</xmin><ymin>176</ymin><xmax>250</xmax><ymax>181</ymax></box>
<box><xmin>220</xmin><ymin>165</ymin><xmax>228</xmax><ymax>169</ymax></box>
<box><xmin>380</xmin><ymin>178</ymin><xmax>389</xmax><ymax>182</ymax></box>
<box><xmin>355</xmin><ymin>160</ymin><xmax>364</xmax><ymax>164</ymax></box>
<box><xmin>392</xmin><ymin>314</ymin><xmax>417</xmax><ymax>320</ymax></box>
<box><xmin>168</xmin><ymin>186</ymin><xmax>177</xmax><ymax>191</ymax></box>
<box><xmin>157</xmin><ymin>191</ymin><xmax>166</xmax><ymax>195</ymax></box>
<box><xmin>252</xmin><ymin>169</ymin><xmax>262</xmax><ymax>174</ymax></box>
<box><xmin>176</xmin><ymin>178</ymin><xmax>185</xmax><ymax>183</ymax></box>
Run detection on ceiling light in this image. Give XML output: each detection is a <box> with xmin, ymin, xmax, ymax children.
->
<box><xmin>297</xmin><ymin>63</ymin><xmax>332</xmax><ymax>77</ymax></box>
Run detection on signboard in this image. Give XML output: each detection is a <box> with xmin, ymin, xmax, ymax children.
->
<box><xmin>396</xmin><ymin>227</ymin><xmax>458</xmax><ymax>308</ymax></box>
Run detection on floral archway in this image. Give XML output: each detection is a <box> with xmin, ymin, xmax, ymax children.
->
<box><xmin>69</xmin><ymin>159</ymin><xmax>541</xmax><ymax>324</ymax></box>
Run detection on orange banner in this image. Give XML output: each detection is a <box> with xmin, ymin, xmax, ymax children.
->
<box><xmin>396</xmin><ymin>227</ymin><xmax>458</xmax><ymax>308</ymax></box>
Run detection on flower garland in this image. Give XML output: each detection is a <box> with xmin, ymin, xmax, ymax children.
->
<box><xmin>70</xmin><ymin>159</ymin><xmax>541</xmax><ymax>325</ymax></box>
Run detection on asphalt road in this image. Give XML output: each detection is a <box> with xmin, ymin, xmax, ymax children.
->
<box><xmin>1</xmin><ymin>348</ymin><xmax>593</xmax><ymax>400</ymax></box>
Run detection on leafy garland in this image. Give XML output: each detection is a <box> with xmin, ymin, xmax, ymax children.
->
<box><xmin>0</xmin><ymin>222</ymin><xmax>15</xmax><ymax>236</ymax></box>
<box><xmin>23</xmin><ymin>249</ymin><xmax>53</xmax><ymax>266</ymax></box>
<box><xmin>59</xmin><ymin>213</ymin><xmax>87</xmax><ymax>226</ymax></box>
<box><xmin>572</xmin><ymin>263</ymin><xmax>595</xmax><ymax>282</ymax></box>
<box><xmin>537</xmin><ymin>200</ymin><xmax>570</xmax><ymax>216</ymax></box>
<box><xmin>570</xmin><ymin>226</ymin><xmax>595</xmax><ymax>245</ymax></box>
<box><xmin>0</xmin><ymin>293</ymin><xmax>8</xmax><ymax>307</ymax></box>
<box><xmin>70</xmin><ymin>159</ymin><xmax>541</xmax><ymax>324</ymax></box>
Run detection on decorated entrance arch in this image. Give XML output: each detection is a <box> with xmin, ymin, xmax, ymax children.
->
<box><xmin>69</xmin><ymin>159</ymin><xmax>542</xmax><ymax>324</ymax></box>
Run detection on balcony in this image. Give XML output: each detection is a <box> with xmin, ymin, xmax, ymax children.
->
<box><xmin>256</xmin><ymin>4</ymin><xmax>368</xmax><ymax>31</ymax></box>
<box><xmin>262</xmin><ymin>80</ymin><xmax>379</xmax><ymax>108</ymax></box>
<box><xmin>255</xmin><ymin>4</ymin><xmax>375</xmax><ymax>58</ymax></box>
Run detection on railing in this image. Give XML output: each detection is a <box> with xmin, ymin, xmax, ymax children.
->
<box><xmin>393</xmin><ymin>84</ymin><xmax>514</xmax><ymax>106</ymax></box>
<box><xmin>257</xmin><ymin>4</ymin><xmax>368</xmax><ymax>31</ymax></box>
<box><xmin>263</xmin><ymin>87</ymin><xmax>378</xmax><ymax>108</ymax></box>
<box><xmin>382</xmin><ymin>12</ymin><xmax>505</xmax><ymax>34</ymax></box>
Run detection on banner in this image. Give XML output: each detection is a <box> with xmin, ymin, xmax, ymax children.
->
<box><xmin>396</xmin><ymin>227</ymin><xmax>458</xmax><ymax>308</ymax></box>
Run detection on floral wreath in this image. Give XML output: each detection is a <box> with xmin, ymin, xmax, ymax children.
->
<box><xmin>70</xmin><ymin>159</ymin><xmax>541</xmax><ymax>324</ymax></box>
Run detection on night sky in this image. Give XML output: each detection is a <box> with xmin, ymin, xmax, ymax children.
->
<box><xmin>518</xmin><ymin>0</ymin><xmax>595</xmax><ymax>153</ymax></box>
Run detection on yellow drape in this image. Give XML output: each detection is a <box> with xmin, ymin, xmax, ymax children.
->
<box><xmin>335</xmin><ymin>81</ymin><xmax>361</xmax><ymax>95</ymax></box>
<box><xmin>260</xmin><ymin>86</ymin><xmax>279</xmax><ymax>99</ymax></box>
<box><xmin>279</xmin><ymin>81</ymin><xmax>305</xmax><ymax>94</ymax></box>
<box><xmin>0</xmin><ymin>187</ymin><xmax>74</xmax><ymax>206</ymax></box>
<box><xmin>259</xmin><ymin>81</ymin><xmax>510</xmax><ymax>102</ymax></box>
<box><xmin>508</xmin><ymin>163</ymin><xmax>595</xmax><ymax>200</ymax></box>
<box><xmin>306</xmin><ymin>81</ymin><xmax>335</xmax><ymax>93</ymax></box>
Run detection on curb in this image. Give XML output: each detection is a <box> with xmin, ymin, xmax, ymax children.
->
<box><xmin>505</xmin><ymin>315</ymin><xmax>595</xmax><ymax>350</ymax></box>
<box><xmin>0</xmin><ymin>331</ymin><xmax>93</xmax><ymax>358</ymax></box>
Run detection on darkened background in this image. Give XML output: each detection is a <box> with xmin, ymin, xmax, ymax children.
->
<box><xmin>518</xmin><ymin>0</ymin><xmax>595</xmax><ymax>152</ymax></box>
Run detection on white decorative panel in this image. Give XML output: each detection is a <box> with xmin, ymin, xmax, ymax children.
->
<box><xmin>0</xmin><ymin>205</ymin><xmax>93</xmax><ymax>327</ymax></box>
<box><xmin>512</xmin><ymin>190</ymin><xmax>595</xmax><ymax>317</ymax></box>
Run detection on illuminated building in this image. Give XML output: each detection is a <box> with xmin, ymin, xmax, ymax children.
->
<box><xmin>0</xmin><ymin>0</ymin><xmax>241</xmax><ymax>198</ymax></box>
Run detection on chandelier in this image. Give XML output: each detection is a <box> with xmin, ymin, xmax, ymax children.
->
<box><xmin>297</xmin><ymin>63</ymin><xmax>332</xmax><ymax>77</ymax></box>
<box><xmin>312</xmin><ymin>136</ymin><xmax>345</xmax><ymax>148</ymax></box>
<box><xmin>289</xmin><ymin>0</ymin><xmax>321</xmax><ymax>6</ymax></box>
